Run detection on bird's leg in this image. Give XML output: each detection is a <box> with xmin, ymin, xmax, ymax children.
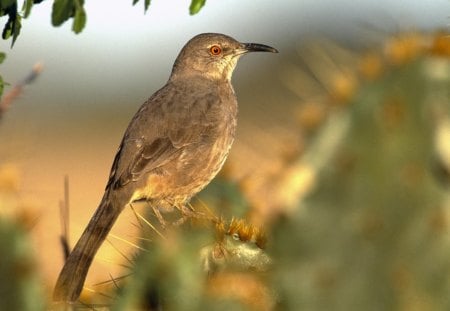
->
<box><xmin>145</xmin><ymin>200</ymin><xmax>195</xmax><ymax>228</ymax></box>
<box><xmin>145</xmin><ymin>200</ymin><xmax>211</xmax><ymax>227</ymax></box>
<box><xmin>171</xmin><ymin>203</ymin><xmax>211</xmax><ymax>226</ymax></box>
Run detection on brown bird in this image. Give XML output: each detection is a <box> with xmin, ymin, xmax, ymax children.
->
<box><xmin>53</xmin><ymin>33</ymin><xmax>278</xmax><ymax>303</ymax></box>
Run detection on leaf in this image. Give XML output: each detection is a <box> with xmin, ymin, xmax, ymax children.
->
<box><xmin>2</xmin><ymin>12</ymin><xmax>21</xmax><ymax>47</ymax></box>
<box><xmin>22</xmin><ymin>0</ymin><xmax>33</xmax><ymax>18</ymax></box>
<box><xmin>11</xmin><ymin>13</ymin><xmax>20</xmax><ymax>46</ymax></box>
<box><xmin>132</xmin><ymin>0</ymin><xmax>139</xmax><ymax>5</ymax></box>
<box><xmin>72</xmin><ymin>5</ymin><xmax>86</xmax><ymax>34</ymax></box>
<box><xmin>52</xmin><ymin>0</ymin><xmax>74</xmax><ymax>26</ymax></box>
<box><xmin>1</xmin><ymin>17</ymin><xmax>12</xmax><ymax>40</ymax></box>
<box><xmin>0</xmin><ymin>52</ymin><xmax>5</xmax><ymax>64</ymax></box>
<box><xmin>0</xmin><ymin>0</ymin><xmax>16</xmax><ymax>9</ymax></box>
<box><xmin>144</xmin><ymin>0</ymin><xmax>150</xmax><ymax>12</ymax></box>
<box><xmin>1</xmin><ymin>12</ymin><xmax>14</xmax><ymax>40</ymax></box>
<box><xmin>189</xmin><ymin>0</ymin><xmax>206</xmax><ymax>15</ymax></box>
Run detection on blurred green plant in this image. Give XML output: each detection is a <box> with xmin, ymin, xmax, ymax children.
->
<box><xmin>272</xmin><ymin>32</ymin><xmax>450</xmax><ymax>311</ymax></box>
<box><xmin>0</xmin><ymin>217</ymin><xmax>45</xmax><ymax>310</ymax></box>
<box><xmin>109</xmin><ymin>217</ymin><xmax>272</xmax><ymax>311</ymax></box>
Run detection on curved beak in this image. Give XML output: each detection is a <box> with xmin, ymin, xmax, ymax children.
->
<box><xmin>242</xmin><ymin>43</ymin><xmax>278</xmax><ymax>53</ymax></box>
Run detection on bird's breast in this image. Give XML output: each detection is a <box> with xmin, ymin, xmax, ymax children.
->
<box><xmin>170</xmin><ymin>87</ymin><xmax>237</xmax><ymax>200</ymax></box>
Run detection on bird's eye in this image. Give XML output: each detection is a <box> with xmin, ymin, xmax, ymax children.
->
<box><xmin>209</xmin><ymin>45</ymin><xmax>222</xmax><ymax>56</ymax></box>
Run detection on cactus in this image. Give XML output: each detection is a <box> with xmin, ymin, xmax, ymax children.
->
<box><xmin>0</xmin><ymin>217</ymin><xmax>45</xmax><ymax>311</ymax></box>
<box><xmin>112</xmin><ymin>216</ymin><xmax>272</xmax><ymax>311</ymax></box>
<box><xmin>272</xmin><ymin>32</ymin><xmax>450</xmax><ymax>310</ymax></box>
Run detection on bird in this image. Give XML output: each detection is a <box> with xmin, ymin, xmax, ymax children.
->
<box><xmin>53</xmin><ymin>32</ymin><xmax>278</xmax><ymax>303</ymax></box>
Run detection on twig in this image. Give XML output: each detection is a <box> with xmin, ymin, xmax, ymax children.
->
<box><xmin>59</xmin><ymin>175</ymin><xmax>71</xmax><ymax>261</ymax></box>
<box><xmin>0</xmin><ymin>62</ymin><xmax>43</xmax><ymax>120</ymax></box>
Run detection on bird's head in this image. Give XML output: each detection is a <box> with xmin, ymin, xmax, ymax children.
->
<box><xmin>170</xmin><ymin>33</ymin><xmax>278</xmax><ymax>82</ymax></box>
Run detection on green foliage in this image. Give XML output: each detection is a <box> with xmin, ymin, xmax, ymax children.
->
<box><xmin>51</xmin><ymin>0</ymin><xmax>73</xmax><ymax>26</ymax></box>
<box><xmin>22</xmin><ymin>0</ymin><xmax>33</xmax><ymax>18</ymax></box>
<box><xmin>112</xmin><ymin>220</ymin><xmax>271</xmax><ymax>311</ymax></box>
<box><xmin>113</xmin><ymin>227</ymin><xmax>209</xmax><ymax>311</ymax></box>
<box><xmin>0</xmin><ymin>217</ymin><xmax>45</xmax><ymax>310</ymax></box>
<box><xmin>132</xmin><ymin>0</ymin><xmax>151</xmax><ymax>13</ymax></box>
<box><xmin>0</xmin><ymin>0</ymin><xmax>209</xmax><ymax>45</ymax></box>
<box><xmin>0</xmin><ymin>0</ymin><xmax>208</xmax><ymax>100</ymax></box>
<box><xmin>0</xmin><ymin>0</ymin><xmax>87</xmax><ymax>42</ymax></box>
<box><xmin>1</xmin><ymin>0</ymin><xmax>17</xmax><ymax>8</ymax></box>
<box><xmin>189</xmin><ymin>0</ymin><xmax>206</xmax><ymax>15</ymax></box>
<box><xmin>51</xmin><ymin>0</ymin><xmax>86</xmax><ymax>34</ymax></box>
<box><xmin>132</xmin><ymin>0</ymin><xmax>206</xmax><ymax>14</ymax></box>
<box><xmin>272</xmin><ymin>56</ymin><xmax>450</xmax><ymax>310</ymax></box>
<box><xmin>72</xmin><ymin>0</ymin><xmax>85</xmax><ymax>34</ymax></box>
<box><xmin>1</xmin><ymin>7</ymin><xmax>21</xmax><ymax>47</ymax></box>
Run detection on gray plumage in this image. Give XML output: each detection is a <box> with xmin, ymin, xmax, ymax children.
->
<box><xmin>53</xmin><ymin>33</ymin><xmax>277</xmax><ymax>303</ymax></box>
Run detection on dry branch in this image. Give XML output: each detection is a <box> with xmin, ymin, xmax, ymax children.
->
<box><xmin>0</xmin><ymin>62</ymin><xmax>43</xmax><ymax>120</ymax></box>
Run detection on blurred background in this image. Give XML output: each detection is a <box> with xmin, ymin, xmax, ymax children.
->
<box><xmin>0</xmin><ymin>0</ymin><xmax>450</xmax><ymax>308</ymax></box>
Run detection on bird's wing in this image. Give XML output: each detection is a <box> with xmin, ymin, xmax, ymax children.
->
<box><xmin>106</xmin><ymin>84</ymin><xmax>217</xmax><ymax>190</ymax></box>
<box><xmin>106</xmin><ymin>137</ymin><xmax>178</xmax><ymax>189</ymax></box>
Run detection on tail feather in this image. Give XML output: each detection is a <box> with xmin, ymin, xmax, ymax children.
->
<box><xmin>53</xmin><ymin>196</ymin><xmax>123</xmax><ymax>302</ymax></box>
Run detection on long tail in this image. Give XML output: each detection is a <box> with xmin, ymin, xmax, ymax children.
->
<box><xmin>53</xmin><ymin>191</ymin><xmax>125</xmax><ymax>303</ymax></box>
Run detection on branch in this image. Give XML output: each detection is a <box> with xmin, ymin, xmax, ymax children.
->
<box><xmin>0</xmin><ymin>62</ymin><xmax>43</xmax><ymax>121</ymax></box>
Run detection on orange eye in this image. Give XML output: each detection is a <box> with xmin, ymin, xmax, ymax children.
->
<box><xmin>210</xmin><ymin>45</ymin><xmax>222</xmax><ymax>55</ymax></box>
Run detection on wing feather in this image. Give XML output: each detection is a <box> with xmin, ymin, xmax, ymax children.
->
<box><xmin>106</xmin><ymin>82</ymin><xmax>219</xmax><ymax>190</ymax></box>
